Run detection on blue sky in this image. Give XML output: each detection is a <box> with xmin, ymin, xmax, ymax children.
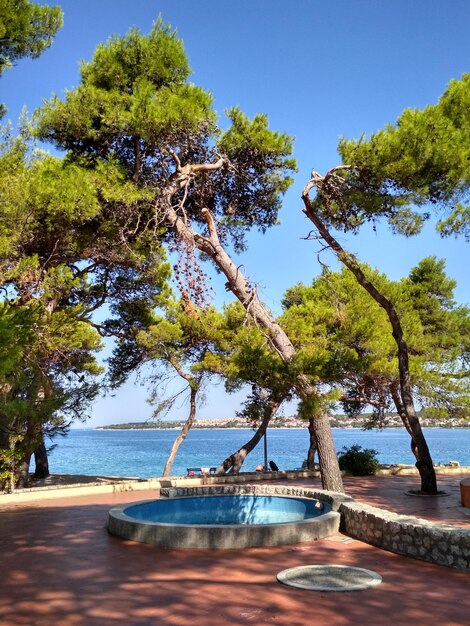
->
<box><xmin>3</xmin><ymin>0</ymin><xmax>469</xmax><ymax>426</ymax></box>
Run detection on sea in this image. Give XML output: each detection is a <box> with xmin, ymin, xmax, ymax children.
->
<box><xmin>47</xmin><ymin>427</ymin><xmax>470</xmax><ymax>478</ymax></box>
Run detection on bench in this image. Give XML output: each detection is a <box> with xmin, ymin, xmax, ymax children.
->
<box><xmin>460</xmin><ymin>478</ymin><xmax>470</xmax><ymax>508</ymax></box>
<box><xmin>186</xmin><ymin>467</ymin><xmax>218</xmax><ymax>476</ymax></box>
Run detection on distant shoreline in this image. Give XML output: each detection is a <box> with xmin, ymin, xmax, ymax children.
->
<box><xmin>96</xmin><ymin>425</ymin><xmax>470</xmax><ymax>431</ymax></box>
<box><xmin>95</xmin><ymin>415</ymin><xmax>469</xmax><ymax>431</ymax></box>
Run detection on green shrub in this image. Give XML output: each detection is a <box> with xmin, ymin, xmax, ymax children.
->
<box><xmin>0</xmin><ymin>443</ymin><xmax>23</xmax><ymax>492</ymax></box>
<box><xmin>338</xmin><ymin>444</ymin><xmax>380</xmax><ymax>476</ymax></box>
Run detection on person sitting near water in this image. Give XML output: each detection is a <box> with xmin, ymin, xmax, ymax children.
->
<box><xmin>269</xmin><ymin>460</ymin><xmax>279</xmax><ymax>472</ymax></box>
<box><xmin>255</xmin><ymin>464</ymin><xmax>265</xmax><ymax>472</ymax></box>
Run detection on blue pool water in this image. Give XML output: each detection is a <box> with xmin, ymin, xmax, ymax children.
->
<box><xmin>124</xmin><ymin>494</ymin><xmax>327</xmax><ymax>525</ymax></box>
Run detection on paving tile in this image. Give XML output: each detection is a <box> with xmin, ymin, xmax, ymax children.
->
<box><xmin>0</xmin><ymin>474</ymin><xmax>469</xmax><ymax>625</ymax></box>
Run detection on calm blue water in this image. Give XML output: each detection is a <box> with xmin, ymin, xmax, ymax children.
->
<box><xmin>47</xmin><ymin>427</ymin><xmax>470</xmax><ymax>478</ymax></box>
<box><xmin>125</xmin><ymin>495</ymin><xmax>324</xmax><ymax>524</ymax></box>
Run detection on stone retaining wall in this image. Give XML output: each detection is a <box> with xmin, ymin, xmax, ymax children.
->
<box><xmin>161</xmin><ymin>484</ymin><xmax>470</xmax><ymax>571</ymax></box>
<box><xmin>339</xmin><ymin>501</ymin><xmax>470</xmax><ymax>570</ymax></box>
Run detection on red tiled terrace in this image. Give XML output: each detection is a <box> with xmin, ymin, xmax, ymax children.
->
<box><xmin>0</xmin><ymin>473</ymin><xmax>469</xmax><ymax>626</ymax></box>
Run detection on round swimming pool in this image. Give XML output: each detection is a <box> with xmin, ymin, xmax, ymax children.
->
<box><xmin>125</xmin><ymin>494</ymin><xmax>324</xmax><ymax>525</ymax></box>
<box><xmin>107</xmin><ymin>490</ymin><xmax>341</xmax><ymax>549</ymax></box>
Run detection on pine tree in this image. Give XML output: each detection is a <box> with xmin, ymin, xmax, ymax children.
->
<box><xmin>35</xmin><ymin>21</ymin><xmax>344</xmax><ymax>491</ymax></box>
<box><xmin>301</xmin><ymin>73</ymin><xmax>470</xmax><ymax>492</ymax></box>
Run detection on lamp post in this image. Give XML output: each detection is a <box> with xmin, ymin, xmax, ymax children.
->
<box><xmin>263</xmin><ymin>431</ymin><xmax>268</xmax><ymax>471</ymax></box>
<box><xmin>258</xmin><ymin>387</ymin><xmax>270</xmax><ymax>471</ymax></box>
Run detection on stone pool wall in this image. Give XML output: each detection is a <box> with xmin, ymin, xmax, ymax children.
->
<box><xmin>162</xmin><ymin>484</ymin><xmax>470</xmax><ymax>570</ymax></box>
<box><xmin>339</xmin><ymin>501</ymin><xmax>470</xmax><ymax>571</ymax></box>
<box><xmin>160</xmin><ymin>482</ymin><xmax>346</xmax><ymax>504</ymax></box>
<box><xmin>109</xmin><ymin>485</ymin><xmax>341</xmax><ymax>549</ymax></box>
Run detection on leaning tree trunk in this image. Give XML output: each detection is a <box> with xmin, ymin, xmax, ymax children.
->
<box><xmin>163</xmin><ymin>386</ymin><xmax>198</xmax><ymax>477</ymax></box>
<box><xmin>216</xmin><ymin>397</ymin><xmax>280</xmax><ymax>474</ymax></box>
<box><xmin>0</xmin><ymin>388</ymin><xmax>13</xmax><ymax>490</ymax></box>
<box><xmin>307</xmin><ymin>417</ymin><xmax>318</xmax><ymax>469</ymax></box>
<box><xmin>0</xmin><ymin>409</ymin><xmax>9</xmax><ymax>449</ymax></box>
<box><xmin>11</xmin><ymin>412</ymin><xmax>43</xmax><ymax>488</ymax></box>
<box><xmin>162</xmin><ymin>176</ymin><xmax>344</xmax><ymax>493</ymax></box>
<box><xmin>14</xmin><ymin>457</ymin><xmax>31</xmax><ymax>489</ymax></box>
<box><xmin>14</xmin><ymin>418</ymin><xmax>42</xmax><ymax>488</ymax></box>
<box><xmin>33</xmin><ymin>436</ymin><xmax>50</xmax><ymax>479</ymax></box>
<box><xmin>391</xmin><ymin>386</ymin><xmax>437</xmax><ymax>492</ymax></box>
<box><xmin>302</xmin><ymin>171</ymin><xmax>437</xmax><ymax>494</ymax></box>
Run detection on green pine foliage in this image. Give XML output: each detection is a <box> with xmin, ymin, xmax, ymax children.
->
<box><xmin>0</xmin><ymin>0</ymin><xmax>62</xmax><ymax>117</ymax></box>
<box><xmin>337</xmin><ymin>74</ymin><xmax>470</xmax><ymax>239</ymax></box>
<box><xmin>35</xmin><ymin>21</ymin><xmax>296</xmax><ymax>252</ymax></box>
<box><xmin>0</xmin><ymin>120</ymin><xmax>172</xmax><ymax>482</ymax></box>
<box><xmin>2</xmin><ymin>16</ymin><xmax>468</xmax><ymax>484</ymax></box>
<box><xmin>280</xmin><ymin>261</ymin><xmax>469</xmax><ymax>422</ymax></box>
<box><xmin>0</xmin><ymin>0</ymin><xmax>62</xmax><ymax>75</ymax></box>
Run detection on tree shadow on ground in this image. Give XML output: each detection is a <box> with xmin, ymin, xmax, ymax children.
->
<box><xmin>0</xmin><ymin>493</ymin><xmax>469</xmax><ymax>626</ymax></box>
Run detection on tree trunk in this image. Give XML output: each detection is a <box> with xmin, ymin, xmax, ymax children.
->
<box><xmin>302</xmin><ymin>171</ymin><xmax>437</xmax><ymax>493</ymax></box>
<box><xmin>14</xmin><ymin>419</ymin><xmax>40</xmax><ymax>488</ymax></box>
<box><xmin>163</xmin><ymin>386</ymin><xmax>197</xmax><ymax>477</ymax></box>
<box><xmin>33</xmin><ymin>436</ymin><xmax>50</xmax><ymax>479</ymax></box>
<box><xmin>14</xmin><ymin>457</ymin><xmax>31</xmax><ymax>488</ymax></box>
<box><xmin>133</xmin><ymin>136</ymin><xmax>141</xmax><ymax>182</ymax></box>
<box><xmin>307</xmin><ymin>417</ymin><xmax>318</xmax><ymax>469</ymax></box>
<box><xmin>162</xmin><ymin>181</ymin><xmax>344</xmax><ymax>492</ymax></box>
<box><xmin>391</xmin><ymin>387</ymin><xmax>437</xmax><ymax>493</ymax></box>
<box><xmin>0</xmin><ymin>413</ymin><xmax>9</xmax><ymax>449</ymax></box>
<box><xmin>216</xmin><ymin>397</ymin><xmax>280</xmax><ymax>474</ymax></box>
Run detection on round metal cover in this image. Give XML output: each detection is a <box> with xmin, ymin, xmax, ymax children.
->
<box><xmin>277</xmin><ymin>564</ymin><xmax>382</xmax><ymax>592</ymax></box>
